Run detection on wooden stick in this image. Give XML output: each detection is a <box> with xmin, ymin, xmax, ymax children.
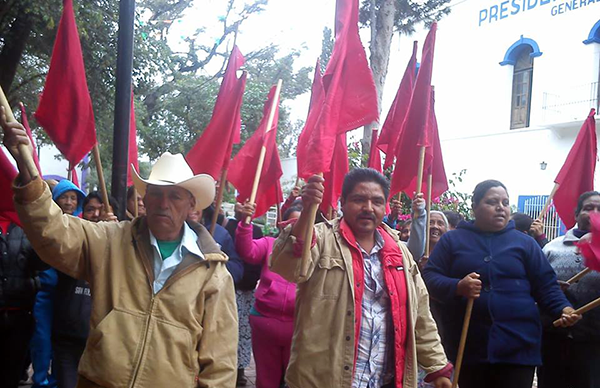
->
<box><xmin>210</xmin><ymin>169</ymin><xmax>227</xmax><ymax>235</ymax></box>
<box><xmin>300</xmin><ymin>188</ymin><xmax>321</xmax><ymax>278</ymax></box>
<box><xmin>0</xmin><ymin>86</ymin><xmax>39</xmax><ymax>179</ymax></box>
<box><xmin>328</xmin><ymin>206</ymin><xmax>334</xmax><ymax>221</ymax></box>
<box><xmin>553</xmin><ymin>295</ymin><xmax>600</xmax><ymax>327</ymax></box>
<box><xmin>245</xmin><ymin>79</ymin><xmax>283</xmax><ymax>224</ymax></box>
<box><xmin>566</xmin><ymin>267</ymin><xmax>592</xmax><ymax>285</ymax></box>
<box><xmin>452</xmin><ymin>298</ymin><xmax>474</xmax><ymax>388</ymax></box>
<box><xmin>92</xmin><ymin>145</ymin><xmax>112</xmax><ymax>213</ymax></box>
<box><xmin>133</xmin><ymin>186</ymin><xmax>139</xmax><ymax>218</ymax></box>
<box><xmin>425</xmin><ymin>173</ymin><xmax>433</xmax><ymax>256</ymax></box>
<box><xmin>415</xmin><ymin>146</ymin><xmax>426</xmax><ymax>194</ymax></box>
<box><xmin>294</xmin><ymin>176</ymin><xmax>300</xmax><ymax>188</ymax></box>
<box><xmin>538</xmin><ymin>183</ymin><xmax>560</xmax><ymax>220</ymax></box>
<box><xmin>67</xmin><ymin>168</ymin><xmax>73</xmax><ymax>181</ymax></box>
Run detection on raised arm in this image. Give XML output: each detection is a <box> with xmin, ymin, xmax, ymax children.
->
<box><xmin>235</xmin><ymin>202</ymin><xmax>270</xmax><ymax>265</ymax></box>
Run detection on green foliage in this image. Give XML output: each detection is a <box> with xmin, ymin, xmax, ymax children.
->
<box><xmin>0</xmin><ymin>0</ymin><xmax>310</xmax><ymax>189</ymax></box>
<box><xmin>359</xmin><ymin>0</ymin><xmax>451</xmax><ymax>35</ymax></box>
<box><xmin>319</xmin><ymin>27</ymin><xmax>333</xmax><ymax>72</ymax></box>
<box><xmin>431</xmin><ymin>169</ymin><xmax>473</xmax><ymax>219</ymax></box>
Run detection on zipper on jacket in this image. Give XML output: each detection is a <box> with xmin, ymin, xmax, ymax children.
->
<box><xmin>130</xmin><ymin>295</ymin><xmax>156</xmax><ymax>387</ymax></box>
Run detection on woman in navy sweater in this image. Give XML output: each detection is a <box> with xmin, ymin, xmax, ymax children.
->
<box><xmin>423</xmin><ymin>179</ymin><xmax>581</xmax><ymax>388</ymax></box>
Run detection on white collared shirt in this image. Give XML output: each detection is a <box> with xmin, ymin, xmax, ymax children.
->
<box><xmin>149</xmin><ymin>222</ymin><xmax>204</xmax><ymax>294</ymax></box>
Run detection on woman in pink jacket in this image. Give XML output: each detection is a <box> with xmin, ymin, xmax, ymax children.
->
<box><xmin>235</xmin><ymin>202</ymin><xmax>302</xmax><ymax>388</ymax></box>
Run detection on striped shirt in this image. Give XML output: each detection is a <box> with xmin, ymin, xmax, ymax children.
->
<box><xmin>353</xmin><ymin>231</ymin><xmax>394</xmax><ymax>388</ymax></box>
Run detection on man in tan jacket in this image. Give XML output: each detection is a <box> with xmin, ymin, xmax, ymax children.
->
<box><xmin>271</xmin><ymin>169</ymin><xmax>452</xmax><ymax>388</ymax></box>
<box><xmin>1</xmin><ymin>108</ymin><xmax>238</xmax><ymax>388</ymax></box>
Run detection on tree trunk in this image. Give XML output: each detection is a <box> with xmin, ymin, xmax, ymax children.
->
<box><xmin>362</xmin><ymin>0</ymin><xmax>396</xmax><ymax>156</ymax></box>
<box><xmin>0</xmin><ymin>7</ymin><xmax>33</xmax><ymax>100</ymax></box>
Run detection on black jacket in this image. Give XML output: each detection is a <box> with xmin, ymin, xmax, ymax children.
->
<box><xmin>52</xmin><ymin>271</ymin><xmax>92</xmax><ymax>343</ymax></box>
<box><xmin>0</xmin><ymin>223</ymin><xmax>46</xmax><ymax>310</ymax></box>
<box><xmin>225</xmin><ymin>219</ymin><xmax>263</xmax><ymax>291</ymax></box>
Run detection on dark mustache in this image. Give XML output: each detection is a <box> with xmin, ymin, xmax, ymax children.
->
<box><xmin>358</xmin><ymin>213</ymin><xmax>376</xmax><ymax>220</ymax></box>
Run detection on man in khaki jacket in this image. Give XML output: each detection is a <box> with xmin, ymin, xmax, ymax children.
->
<box><xmin>1</xmin><ymin>108</ymin><xmax>238</xmax><ymax>388</ymax></box>
<box><xmin>271</xmin><ymin>169</ymin><xmax>452</xmax><ymax>388</ymax></box>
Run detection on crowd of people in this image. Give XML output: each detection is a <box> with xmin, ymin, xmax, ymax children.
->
<box><xmin>0</xmin><ymin>111</ymin><xmax>598</xmax><ymax>388</ymax></box>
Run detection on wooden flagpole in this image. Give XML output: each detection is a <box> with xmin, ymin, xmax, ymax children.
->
<box><xmin>0</xmin><ymin>87</ymin><xmax>39</xmax><ymax>179</ymax></box>
<box><xmin>538</xmin><ymin>183</ymin><xmax>560</xmax><ymax>220</ymax></box>
<box><xmin>300</xmin><ymin>174</ymin><xmax>322</xmax><ymax>278</ymax></box>
<box><xmin>553</xmin><ymin>295</ymin><xmax>600</xmax><ymax>327</ymax></box>
<box><xmin>92</xmin><ymin>145</ymin><xmax>112</xmax><ymax>213</ymax></box>
<box><xmin>452</xmin><ymin>298</ymin><xmax>474</xmax><ymax>388</ymax></box>
<box><xmin>245</xmin><ymin>79</ymin><xmax>283</xmax><ymax>224</ymax></box>
<box><xmin>425</xmin><ymin>173</ymin><xmax>433</xmax><ymax>256</ymax></box>
<box><xmin>133</xmin><ymin>186</ymin><xmax>139</xmax><ymax>217</ymax></box>
<box><xmin>67</xmin><ymin>168</ymin><xmax>73</xmax><ymax>181</ymax></box>
<box><xmin>566</xmin><ymin>267</ymin><xmax>592</xmax><ymax>284</ymax></box>
<box><xmin>415</xmin><ymin>146</ymin><xmax>427</xmax><ymax>194</ymax></box>
<box><xmin>210</xmin><ymin>169</ymin><xmax>227</xmax><ymax>235</ymax></box>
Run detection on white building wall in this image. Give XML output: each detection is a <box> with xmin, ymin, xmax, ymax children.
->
<box><xmin>376</xmin><ymin>0</ymin><xmax>600</xmax><ymax>203</ymax></box>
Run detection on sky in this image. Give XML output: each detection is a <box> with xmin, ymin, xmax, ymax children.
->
<box><xmin>167</xmin><ymin>0</ymin><xmax>337</xmax><ymax>122</ymax></box>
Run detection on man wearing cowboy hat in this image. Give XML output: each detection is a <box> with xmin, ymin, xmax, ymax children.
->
<box><xmin>1</xmin><ymin>109</ymin><xmax>238</xmax><ymax>388</ymax></box>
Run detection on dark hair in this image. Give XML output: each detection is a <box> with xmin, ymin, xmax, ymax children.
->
<box><xmin>202</xmin><ymin>204</ymin><xmax>224</xmax><ymax>226</ymax></box>
<box><xmin>511</xmin><ymin>212</ymin><xmax>533</xmax><ymax>233</ymax></box>
<box><xmin>283</xmin><ymin>204</ymin><xmax>303</xmax><ymax>221</ymax></box>
<box><xmin>83</xmin><ymin>191</ymin><xmax>103</xmax><ymax>209</ymax></box>
<box><xmin>472</xmin><ymin>180</ymin><xmax>507</xmax><ymax>207</ymax></box>
<box><xmin>127</xmin><ymin>185</ymin><xmax>136</xmax><ymax>200</ymax></box>
<box><xmin>443</xmin><ymin>210</ymin><xmax>464</xmax><ymax>229</ymax></box>
<box><xmin>575</xmin><ymin>191</ymin><xmax>600</xmax><ymax>216</ymax></box>
<box><xmin>109</xmin><ymin>196</ymin><xmax>121</xmax><ymax>220</ymax></box>
<box><xmin>341</xmin><ymin>168</ymin><xmax>390</xmax><ymax>201</ymax></box>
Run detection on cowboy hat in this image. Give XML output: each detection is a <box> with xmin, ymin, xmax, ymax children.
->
<box><xmin>131</xmin><ymin>152</ymin><xmax>215</xmax><ymax>211</ymax></box>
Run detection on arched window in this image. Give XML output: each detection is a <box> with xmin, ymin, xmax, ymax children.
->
<box><xmin>510</xmin><ymin>46</ymin><xmax>534</xmax><ymax>129</ymax></box>
<box><xmin>583</xmin><ymin>19</ymin><xmax>600</xmax><ymax>45</ymax></box>
<box><xmin>500</xmin><ymin>37</ymin><xmax>542</xmax><ymax>129</ymax></box>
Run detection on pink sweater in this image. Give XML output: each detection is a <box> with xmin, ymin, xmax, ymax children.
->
<box><xmin>235</xmin><ymin>222</ymin><xmax>296</xmax><ymax>321</ymax></box>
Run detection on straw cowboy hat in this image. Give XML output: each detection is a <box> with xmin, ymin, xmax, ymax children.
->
<box><xmin>131</xmin><ymin>152</ymin><xmax>215</xmax><ymax>211</ymax></box>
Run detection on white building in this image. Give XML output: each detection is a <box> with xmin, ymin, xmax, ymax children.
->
<box><xmin>370</xmin><ymin>0</ymin><xmax>599</xmax><ymax>232</ymax></box>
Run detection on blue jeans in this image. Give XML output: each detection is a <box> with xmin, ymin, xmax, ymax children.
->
<box><xmin>30</xmin><ymin>269</ymin><xmax>57</xmax><ymax>388</ymax></box>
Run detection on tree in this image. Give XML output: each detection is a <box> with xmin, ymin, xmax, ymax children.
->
<box><xmin>358</xmin><ymin>0</ymin><xmax>451</xmax><ymax>153</ymax></box>
<box><xmin>0</xmin><ymin>0</ymin><xmax>310</xmax><ymax>190</ymax></box>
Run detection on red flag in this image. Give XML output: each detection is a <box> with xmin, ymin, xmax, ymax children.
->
<box><xmin>69</xmin><ymin>164</ymin><xmax>79</xmax><ymax>188</ymax></box>
<box><xmin>377</xmin><ymin>41</ymin><xmax>418</xmax><ymax>170</ymax></box>
<box><xmin>0</xmin><ymin>149</ymin><xmax>20</xmax><ymax>226</ymax></box>
<box><xmin>407</xmin><ymin>89</ymin><xmax>448</xmax><ymax>200</ymax></box>
<box><xmin>127</xmin><ymin>91</ymin><xmax>139</xmax><ymax>186</ymax></box>
<box><xmin>299</xmin><ymin>0</ymin><xmax>378</xmax><ymax>177</ymax></box>
<box><xmin>553</xmin><ymin>108</ymin><xmax>597</xmax><ymax>229</ymax></box>
<box><xmin>321</xmin><ymin>133</ymin><xmax>349</xmax><ymax>213</ymax></box>
<box><xmin>34</xmin><ymin>0</ymin><xmax>96</xmax><ymax>166</ymax></box>
<box><xmin>367</xmin><ymin>128</ymin><xmax>382</xmax><ymax>173</ymax></box>
<box><xmin>390</xmin><ymin>23</ymin><xmax>437</xmax><ymax>198</ymax></box>
<box><xmin>577</xmin><ymin>213</ymin><xmax>600</xmax><ymax>272</ymax></box>
<box><xmin>228</xmin><ymin>86</ymin><xmax>283</xmax><ymax>218</ymax></box>
<box><xmin>19</xmin><ymin>104</ymin><xmax>42</xmax><ymax>175</ymax></box>
<box><xmin>297</xmin><ymin>59</ymin><xmax>325</xmax><ymax>179</ymax></box>
<box><xmin>187</xmin><ymin>46</ymin><xmax>246</xmax><ymax>180</ymax></box>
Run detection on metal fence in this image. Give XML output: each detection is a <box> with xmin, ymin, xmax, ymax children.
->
<box><xmin>521</xmin><ymin>195</ymin><xmax>564</xmax><ymax>241</ymax></box>
<box><xmin>541</xmin><ymin>81</ymin><xmax>599</xmax><ymax>124</ymax></box>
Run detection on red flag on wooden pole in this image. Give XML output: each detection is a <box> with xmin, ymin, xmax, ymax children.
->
<box><xmin>299</xmin><ymin>0</ymin><xmax>378</xmax><ymax>177</ymax></box>
<box><xmin>34</xmin><ymin>0</ymin><xmax>97</xmax><ymax>166</ymax></box>
<box><xmin>367</xmin><ymin>128</ymin><xmax>382</xmax><ymax>173</ymax></box>
<box><xmin>321</xmin><ymin>133</ymin><xmax>349</xmax><ymax>213</ymax></box>
<box><xmin>297</xmin><ymin>59</ymin><xmax>325</xmax><ymax>179</ymax></box>
<box><xmin>187</xmin><ymin>46</ymin><xmax>246</xmax><ymax>180</ymax></box>
<box><xmin>404</xmin><ymin>87</ymin><xmax>448</xmax><ymax>200</ymax></box>
<box><xmin>390</xmin><ymin>22</ymin><xmax>437</xmax><ymax>198</ymax></box>
<box><xmin>228</xmin><ymin>86</ymin><xmax>283</xmax><ymax>218</ymax></box>
<box><xmin>553</xmin><ymin>109</ymin><xmax>597</xmax><ymax>229</ymax></box>
<box><xmin>378</xmin><ymin>41</ymin><xmax>418</xmax><ymax>170</ymax></box>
